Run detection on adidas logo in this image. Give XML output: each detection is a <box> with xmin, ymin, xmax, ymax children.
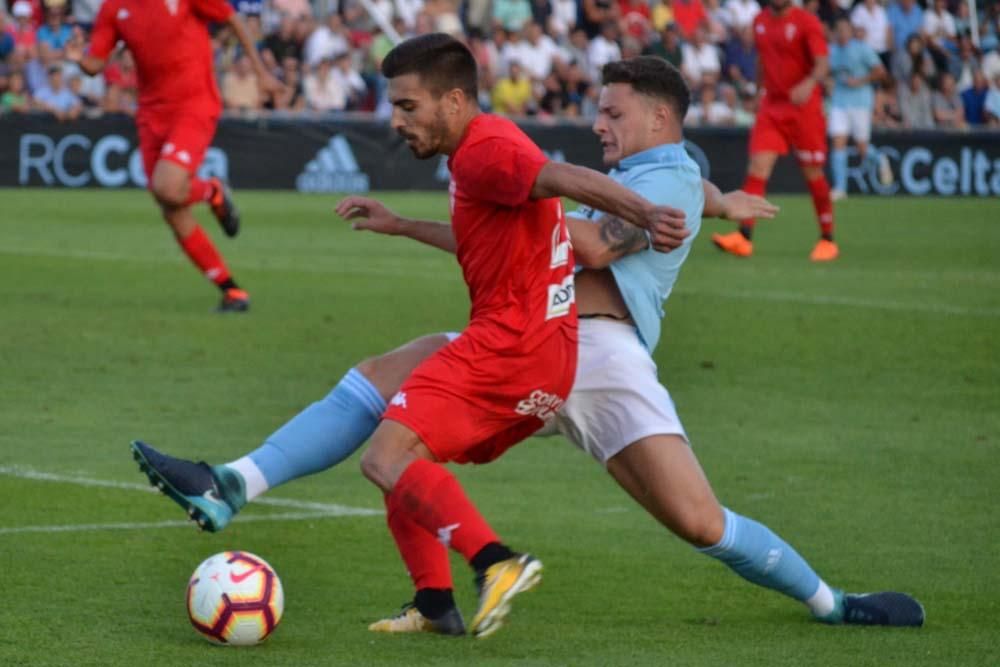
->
<box><xmin>296</xmin><ymin>134</ymin><xmax>370</xmax><ymax>193</ymax></box>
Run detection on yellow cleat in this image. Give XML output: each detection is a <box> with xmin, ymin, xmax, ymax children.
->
<box><xmin>711</xmin><ymin>231</ymin><xmax>754</xmax><ymax>257</ymax></box>
<box><xmin>368</xmin><ymin>603</ymin><xmax>466</xmax><ymax>636</ymax></box>
<box><xmin>810</xmin><ymin>239</ymin><xmax>840</xmax><ymax>262</ymax></box>
<box><xmin>470</xmin><ymin>554</ymin><xmax>543</xmax><ymax>639</ymax></box>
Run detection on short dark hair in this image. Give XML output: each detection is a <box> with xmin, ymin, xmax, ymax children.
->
<box><xmin>601</xmin><ymin>56</ymin><xmax>690</xmax><ymax>120</ymax></box>
<box><xmin>381</xmin><ymin>33</ymin><xmax>478</xmax><ymax>99</ymax></box>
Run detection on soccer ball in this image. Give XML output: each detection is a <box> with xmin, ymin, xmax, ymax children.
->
<box><xmin>186</xmin><ymin>551</ymin><xmax>284</xmax><ymax>646</ymax></box>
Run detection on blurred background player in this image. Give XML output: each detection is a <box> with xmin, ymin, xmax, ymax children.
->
<box><xmin>66</xmin><ymin>0</ymin><xmax>283</xmax><ymax>312</ymax></box>
<box><xmin>712</xmin><ymin>0</ymin><xmax>839</xmax><ymax>262</ymax></box>
<box><xmin>828</xmin><ymin>17</ymin><xmax>893</xmax><ymax>201</ymax></box>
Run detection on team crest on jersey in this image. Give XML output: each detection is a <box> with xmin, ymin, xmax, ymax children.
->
<box><xmin>786</xmin><ymin>24</ymin><xmax>797</xmax><ymax>40</ymax></box>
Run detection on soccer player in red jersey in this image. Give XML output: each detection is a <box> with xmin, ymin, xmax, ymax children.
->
<box><xmin>338</xmin><ymin>34</ymin><xmax>686</xmax><ymax>638</ymax></box>
<box><xmin>65</xmin><ymin>0</ymin><xmax>282</xmax><ymax>311</ymax></box>
<box><xmin>712</xmin><ymin>0</ymin><xmax>840</xmax><ymax>262</ymax></box>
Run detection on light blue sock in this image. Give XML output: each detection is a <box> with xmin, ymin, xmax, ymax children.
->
<box><xmin>247</xmin><ymin>368</ymin><xmax>386</xmax><ymax>488</ymax></box>
<box><xmin>831</xmin><ymin>148</ymin><xmax>848</xmax><ymax>193</ymax></box>
<box><xmin>698</xmin><ymin>507</ymin><xmax>821</xmax><ymax>603</ymax></box>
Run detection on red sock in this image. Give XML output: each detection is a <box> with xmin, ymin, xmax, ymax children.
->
<box><xmin>806</xmin><ymin>175</ymin><xmax>835</xmax><ymax>238</ymax></box>
<box><xmin>386</xmin><ymin>494</ymin><xmax>453</xmax><ymax>590</ymax></box>
<box><xmin>177</xmin><ymin>225</ymin><xmax>231</xmax><ymax>285</ymax></box>
<box><xmin>388</xmin><ymin>459</ymin><xmax>500</xmax><ymax>563</ymax></box>
<box><xmin>185</xmin><ymin>177</ymin><xmax>215</xmax><ymax>206</ymax></box>
<box><xmin>740</xmin><ymin>175</ymin><xmax>767</xmax><ymax>230</ymax></box>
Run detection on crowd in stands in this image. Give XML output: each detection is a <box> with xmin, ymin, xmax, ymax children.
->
<box><xmin>2</xmin><ymin>0</ymin><xmax>999</xmax><ymax>128</ymax></box>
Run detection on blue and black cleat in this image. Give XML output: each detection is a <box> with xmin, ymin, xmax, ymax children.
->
<box><xmin>821</xmin><ymin>590</ymin><xmax>925</xmax><ymax>627</ymax></box>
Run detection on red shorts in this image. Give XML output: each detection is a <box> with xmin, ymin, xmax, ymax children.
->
<box><xmin>383</xmin><ymin>326</ymin><xmax>578</xmax><ymax>464</ymax></box>
<box><xmin>136</xmin><ymin>111</ymin><xmax>218</xmax><ymax>182</ymax></box>
<box><xmin>749</xmin><ymin>99</ymin><xmax>827</xmax><ymax>166</ymax></box>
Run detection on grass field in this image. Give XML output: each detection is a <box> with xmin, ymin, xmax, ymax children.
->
<box><xmin>1</xmin><ymin>188</ymin><xmax>998</xmax><ymax>667</ymax></box>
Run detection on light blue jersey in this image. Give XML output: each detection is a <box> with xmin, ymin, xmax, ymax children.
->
<box><xmin>568</xmin><ymin>142</ymin><xmax>704</xmax><ymax>353</ymax></box>
<box><xmin>829</xmin><ymin>39</ymin><xmax>881</xmax><ymax>110</ymax></box>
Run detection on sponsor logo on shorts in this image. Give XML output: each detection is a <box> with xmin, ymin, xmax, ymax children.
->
<box><xmin>515</xmin><ymin>389</ymin><xmax>564</xmax><ymax>420</ymax></box>
<box><xmin>436</xmin><ymin>523</ymin><xmax>461</xmax><ymax>547</ymax></box>
<box><xmin>546</xmin><ymin>274</ymin><xmax>575</xmax><ymax>321</ymax></box>
<box><xmin>390</xmin><ymin>392</ymin><xmax>407</xmax><ymax>409</ymax></box>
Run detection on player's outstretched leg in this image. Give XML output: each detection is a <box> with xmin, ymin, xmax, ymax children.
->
<box><xmin>131</xmin><ymin>440</ymin><xmax>245</xmax><ymax>532</ymax></box>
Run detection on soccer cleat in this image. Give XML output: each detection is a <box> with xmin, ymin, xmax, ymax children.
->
<box><xmin>830</xmin><ymin>188</ymin><xmax>847</xmax><ymax>202</ymax></box>
<box><xmin>368</xmin><ymin>603</ymin><xmax>466</xmax><ymax>636</ymax></box>
<box><xmin>217</xmin><ymin>288</ymin><xmax>250</xmax><ymax>313</ymax></box>
<box><xmin>877</xmin><ymin>153</ymin><xmax>894</xmax><ymax>186</ymax></box>
<box><xmin>469</xmin><ymin>553</ymin><xmax>543</xmax><ymax>639</ymax></box>
<box><xmin>711</xmin><ymin>231</ymin><xmax>753</xmax><ymax>257</ymax></box>
<box><xmin>820</xmin><ymin>590</ymin><xmax>925</xmax><ymax>627</ymax></box>
<box><xmin>208</xmin><ymin>177</ymin><xmax>240</xmax><ymax>238</ymax></box>
<box><xmin>130</xmin><ymin>440</ymin><xmax>245</xmax><ymax>532</ymax></box>
<box><xmin>809</xmin><ymin>239</ymin><xmax>839</xmax><ymax>262</ymax></box>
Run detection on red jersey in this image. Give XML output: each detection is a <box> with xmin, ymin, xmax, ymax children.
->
<box><xmin>753</xmin><ymin>6</ymin><xmax>828</xmax><ymax>105</ymax></box>
<box><xmin>88</xmin><ymin>0</ymin><xmax>233</xmax><ymax>114</ymax></box>
<box><xmin>447</xmin><ymin>114</ymin><xmax>577</xmax><ymax>352</ymax></box>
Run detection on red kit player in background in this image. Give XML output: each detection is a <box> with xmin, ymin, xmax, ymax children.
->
<box><xmin>66</xmin><ymin>0</ymin><xmax>283</xmax><ymax>311</ymax></box>
<box><xmin>712</xmin><ymin>0</ymin><xmax>839</xmax><ymax>262</ymax></box>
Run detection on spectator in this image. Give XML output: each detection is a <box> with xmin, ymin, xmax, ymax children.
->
<box><xmin>618</xmin><ymin>0</ymin><xmax>651</xmax><ymax>40</ymax></box>
<box><xmin>35</xmin><ymin>0</ymin><xmax>71</xmax><ymax>54</ymax></box>
<box><xmin>262</xmin><ymin>15</ymin><xmax>303</xmax><ymax>63</ymax></box>
<box><xmin>33</xmin><ymin>63</ymin><xmax>80</xmax><ymax>120</ymax></box>
<box><xmin>10</xmin><ymin>0</ymin><xmax>37</xmax><ymax>55</ymax></box>
<box><xmin>724</xmin><ymin>0</ymin><xmax>759</xmax><ymax>32</ymax></box>
<box><xmin>519</xmin><ymin>21</ymin><xmax>563</xmax><ymax>80</ymax></box>
<box><xmin>672</xmin><ymin>0</ymin><xmax>708</xmax><ymax>41</ymax></box>
<box><xmin>724</xmin><ymin>24</ymin><xmax>755</xmax><ymax>96</ymax></box>
<box><xmin>423</xmin><ymin>0</ymin><xmax>462</xmax><ymax>35</ymax></box>
<box><xmin>651</xmin><ymin>0</ymin><xmax>674</xmax><ymax>32</ymax></box>
<box><xmin>949</xmin><ymin>33</ymin><xmax>979</xmax><ymax>91</ymax></box>
<box><xmin>587</xmin><ymin>20</ymin><xmax>621</xmax><ymax>82</ymax></box>
<box><xmin>851</xmin><ymin>0</ymin><xmax>891</xmax><ymax>69</ymax></box>
<box><xmin>702</xmin><ymin>0</ymin><xmax>729</xmax><ymax>43</ymax></box>
<box><xmin>984</xmin><ymin>73</ymin><xmax>1000</xmax><ymax>126</ymax></box>
<box><xmin>873</xmin><ymin>79</ymin><xmax>901</xmax><ymax>127</ymax></box>
<box><xmin>1</xmin><ymin>69</ymin><xmax>30</xmax><ymax>112</ymax></box>
<box><xmin>577</xmin><ymin>0</ymin><xmax>619</xmax><ymax>39</ymax></box>
<box><xmin>71</xmin><ymin>0</ymin><xmax>101</xmax><ymax>28</ymax></box>
<box><xmin>686</xmin><ymin>83</ymin><xmax>733</xmax><ymax>125</ymax></box>
<box><xmin>529</xmin><ymin>0</ymin><xmax>553</xmax><ymax>29</ymax></box>
<box><xmin>565</xmin><ymin>26</ymin><xmax>593</xmax><ymax>75</ymax></box>
<box><xmin>492</xmin><ymin>60</ymin><xmax>533</xmax><ymax>114</ymax></box>
<box><xmin>332</xmin><ymin>50</ymin><xmax>367</xmax><ymax>109</ymax></box>
<box><xmin>0</xmin><ymin>12</ymin><xmax>15</xmax><ymax>60</ymax></box>
<box><xmin>493</xmin><ymin>0</ymin><xmax>533</xmax><ymax>32</ymax></box>
<box><xmin>887</xmin><ymin>0</ymin><xmax>923</xmax><ymax>53</ymax></box>
<box><xmin>897</xmin><ymin>71</ymin><xmax>934</xmax><ymax>128</ymax></box>
<box><xmin>272</xmin><ymin>55</ymin><xmax>306</xmax><ymax>111</ymax></box>
<box><xmin>922</xmin><ymin>0</ymin><xmax>956</xmax><ymax>70</ymax></box>
<box><xmin>303</xmin><ymin>56</ymin><xmax>350</xmax><ymax>111</ymax></box>
<box><xmin>732</xmin><ymin>86</ymin><xmax>756</xmax><ymax>125</ymax></box>
<box><xmin>549</xmin><ymin>0</ymin><xmax>577</xmax><ymax>38</ymax></box>
<box><xmin>681</xmin><ymin>25</ymin><xmax>720</xmax><ymax>90</ymax></box>
<box><xmin>892</xmin><ymin>33</ymin><xmax>937</xmax><ymax>83</ymax></box>
<box><xmin>67</xmin><ymin>72</ymin><xmax>101</xmax><ymax>115</ymax></box>
<box><xmin>103</xmin><ymin>49</ymin><xmax>138</xmax><ymax>96</ymax></box>
<box><xmin>983</xmin><ymin>46</ymin><xmax>1000</xmax><ymax>84</ymax></box>
<box><xmin>643</xmin><ymin>23</ymin><xmax>684</xmax><ymax>70</ymax></box>
<box><xmin>222</xmin><ymin>54</ymin><xmax>263</xmax><ymax>111</ymax></box>
<box><xmin>395</xmin><ymin>0</ymin><xmax>425</xmax><ymax>31</ymax></box>
<box><xmin>303</xmin><ymin>13</ymin><xmax>349</xmax><ymax>68</ymax></box>
<box><xmin>960</xmin><ymin>69</ymin><xmax>989</xmax><ymax>125</ymax></box>
<box><xmin>931</xmin><ymin>71</ymin><xmax>966</xmax><ymax>129</ymax></box>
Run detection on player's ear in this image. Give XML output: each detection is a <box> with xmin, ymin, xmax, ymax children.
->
<box><xmin>445</xmin><ymin>88</ymin><xmax>464</xmax><ymax>115</ymax></box>
<box><xmin>654</xmin><ymin>102</ymin><xmax>672</xmax><ymax>131</ymax></box>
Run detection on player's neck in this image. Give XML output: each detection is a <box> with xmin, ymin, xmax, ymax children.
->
<box><xmin>442</xmin><ymin>108</ymin><xmax>482</xmax><ymax>155</ymax></box>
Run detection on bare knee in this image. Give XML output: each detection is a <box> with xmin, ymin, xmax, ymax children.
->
<box><xmin>151</xmin><ymin>181</ymin><xmax>187</xmax><ymax>208</ymax></box>
<box><xmin>674</xmin><ymin>504</ymin><xmax>726</xmax><ymax>548</ymax></box>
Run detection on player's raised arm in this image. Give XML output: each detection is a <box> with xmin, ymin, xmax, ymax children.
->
<box><xmin>530</xmin><ymin>161</ymin><xmax>689</xmax><ymax>252</ymax></box>
<box><xmin>335</xmin><ymin>196</ymin><xmax>457</xmax><ymax>253</ymax></box>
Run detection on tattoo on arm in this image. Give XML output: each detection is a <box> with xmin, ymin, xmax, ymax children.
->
<box><xmin>598</xmin><ymin>215</ymin><xmax>649</xmax><ymax>256</ymax></box>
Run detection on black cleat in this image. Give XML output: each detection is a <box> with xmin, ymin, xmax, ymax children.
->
<box><xmin>821</xmin><ymin>590</ymin><xmax>925</xmax><ymax>627</ymax></box>
<box><xmin>208</xmin><ymin>177</ymin><xmax>240</xmax><ymax>238</ymax></box>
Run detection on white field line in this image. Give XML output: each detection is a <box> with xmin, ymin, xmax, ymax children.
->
<box><xmin>0</xmin><ymin>465</ymin><xmax>382</xmax><ymax>535</ymax></box>
<box><xmin>3</xmin><ymin>245</ymin><xmax>997</xmax><ymax>318</ymax></box>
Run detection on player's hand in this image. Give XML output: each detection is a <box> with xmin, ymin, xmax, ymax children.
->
<box><xmin>64</xmin><ymin>32</ymin><xmax>86</xmax><ymax>63</ymax></box>
<box><xmin>645</xmin><ymin>204</ymin><xmax>690</xmax><ymax>253</ymax></box>
<box><xmin>256</xmin><ymin>69</ymin><xmax>286</xmax><ymax>97</ymax></box>
<box><xmin>719</xmin><ymin>191</ymin><xmax>779</xmax><ymax>222</ymax></box>
<box><xmin>789</xmin><ymin>78</ymin><xmax>815</xmax><ymax>106</ymax></box>
<box><xmin>335</xmin><ymin>196</ymin><xmax>404</xmax><ymax>235</ymax></box>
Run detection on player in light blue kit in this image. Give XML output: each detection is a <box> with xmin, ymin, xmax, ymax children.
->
<box><xmin>132</xmin><ymin>57</ymin><xmax>924</xmax><ymax>632</ymax></box>
<box><xmin>828</xmin><ymin>16</ymin><xmax>893</xmax><ymax>200</ymax></box>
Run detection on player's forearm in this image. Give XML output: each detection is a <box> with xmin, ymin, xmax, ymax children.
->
<box><xmin>532</xmin><ymin>162</ymin><xmax>652</xmax><ymax>230</ymax></box>
<box><xmin>701</xmin><ymin>180</ymin><xmax>726</xmax><ymax>218</ymax></box>
<box><xmin>228</xmin><ymin>14</ymin><xmax>267</xmax><ymax>75</ymax></box>
<box><xmin>77</xmin><ymin>55</ymin><xmax>105</xmax><ymax>76</ymax></box>
<box><xmin>807</xmin><ymin>57</ymin><xmax>829</xmax><ymax>86</ymax></box>
<box><xmin>397</xmin><ymin>218</ymin><xmax>458</xmax><ymax>254</ymax></box>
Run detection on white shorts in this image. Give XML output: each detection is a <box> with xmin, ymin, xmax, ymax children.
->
<box><xmin>549</xmin><ymin>318</ymin><xmax>686</xmax><ymax>465</ymax></box>
<box><xmin>828</xmin><ymin>107</ymin><xmax>872</xmax><ymax>143</ymax></box>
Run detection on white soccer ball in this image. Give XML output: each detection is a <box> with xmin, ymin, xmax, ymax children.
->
<box><xmin>186</xmin><ymin>551</ymin><xmax>284</xmax><ymax>646</ymax></box>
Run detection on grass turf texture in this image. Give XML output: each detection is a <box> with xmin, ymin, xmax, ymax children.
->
<box><xmin>0</xmin><ymin>188</ymin><xmax>997</xmax><ymax>667</ymax></box>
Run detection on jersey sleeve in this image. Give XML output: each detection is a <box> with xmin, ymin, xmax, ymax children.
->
<box><xmin>804</xmin><ymin>14</ymin><xmax>829</xmax><ymax>59</ymax></box>
<box><xmin>456</xmin><ymin>136</ymin><xmax>549</xmax><ymax>207</ymax></box>
<box><xmin>191</xmin><ymin>0</ymin><xmax>235</xmax><ymax>23</ymax></box>
<box><xmin>87</xmin><ymin>0</ymin><xmax>119</xmax><ymax>60</ymax></box>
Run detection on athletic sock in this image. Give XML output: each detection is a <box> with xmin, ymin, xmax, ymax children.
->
<box><xmin>227</xmin><ymin>368</ymin><xmax>386</xmax><ymax>501</ymax></box>
<box><xmin>831</xmin><ymin>147</ymin><xmax>848</xmax><ymax>193</ymax></box>
<box><xmin>806</xmin><ymin>174</ymin><xmax>834</xmax><ymax>240</ymax></box>
<box><xmin>387</xmin><ymin>458</ymin><xmax>500</xmax><ymax>563</ymax></box>
<box><xmin>387</xmin><ymin>493</ymin><xmax>453</xmax><ymax>591</ymax></box>
<box><xmin>739</xmin><ymin>175</ymin><xmax>767</xmax><ymax>235</ymax></box>
<box><xmin>698</xmin><ymin>507</ymin><xmax>832</xmax><ymax>614</ymax></box>
<box><xmin>470</xmin><ymin>542</ymin><xmax>516</xmax><ymax>573</ymax></box>
<box><xmin>177</xmin><ymin>225</ymin><xmax>231</xmax><ymax>285</ymax></box>
<box><xmin>185</xmin><ymin>177</ymin><xmax>215</xmax><ymax>206</ymax></box>
<box><xmin>414</xmin><ymin>588</ymin><xmax>457</xmax><ymax>620</ymax></box>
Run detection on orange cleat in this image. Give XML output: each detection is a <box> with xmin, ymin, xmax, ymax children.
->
<box><xmin>217</xmin><ymin>288</ymin><xmax>250</xmax><ymax>313</ymax></box>
<box><xmin>711</xmin><ymin>231</ymin><xmax>754</xmax><ymax>257</ymax></box>
<box><xmin>809</xmin><ymin>239</ymin><xmax>839</xmax><ymax>262</ymax></box>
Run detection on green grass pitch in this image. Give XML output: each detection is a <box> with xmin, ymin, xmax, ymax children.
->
<box><xmin>0</xmin><ymin>188</ymin><xmax>997</xmax><ymax>666</ymax></box>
